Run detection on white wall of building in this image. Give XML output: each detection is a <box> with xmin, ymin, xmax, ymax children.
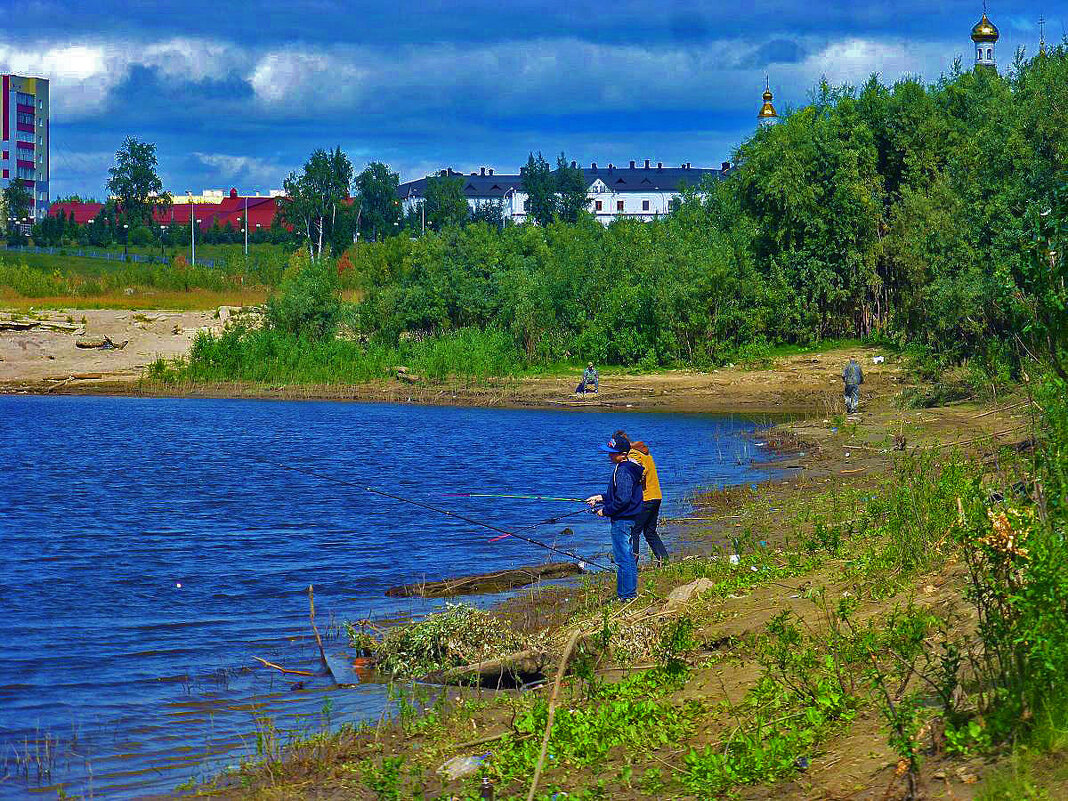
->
<box><xmin>403</xmin><ymin>186</ymin><xmax>683</xmax><ymax>226</ymax></box>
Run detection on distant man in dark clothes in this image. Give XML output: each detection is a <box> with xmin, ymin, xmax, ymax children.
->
<box><xmin>585</xmin><ymin>433</ymin><xmax>644</xmax><ymax>600</ymax></box>
<box><xmin>614</xmin><ymin>429</ymin><xmax>669</xmax><ymax>565</ymax></box>
<box><xmin>576</xmin><ymin>362</ymin><xmax>599</xmax><ymax>395</ymax></box>
<box><xmin>843</xmin><ymin>356</ymin><xmax>863</xmax><ymax>413</ymax></box>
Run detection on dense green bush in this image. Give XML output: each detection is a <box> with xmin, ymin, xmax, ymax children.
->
<box><xmin>265</xmin><ymin>257</ymin><xmax>342</xmax><ymax>338</ymax></box>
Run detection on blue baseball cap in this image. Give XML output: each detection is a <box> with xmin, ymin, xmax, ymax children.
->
<box><xmin>599</xmin><ymin>434</ymin><xmax>631</xmax><ymax>453</ymax></box>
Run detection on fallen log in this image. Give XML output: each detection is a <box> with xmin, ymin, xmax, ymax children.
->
<box><xmin>385</xmin><ymin>562</ymin><xmax>583</xmax><ymax>598</ymax></box>
<box><xmin>438</xmin><ymin>649</ymin><xmax>554</xmax><ymax>687</ymax></box>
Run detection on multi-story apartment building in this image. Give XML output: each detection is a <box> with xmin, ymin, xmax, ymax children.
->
<box><xmin>1</xmin><ymin>74</ymin><xmax>49</xmax><ymax>222</ymax></box>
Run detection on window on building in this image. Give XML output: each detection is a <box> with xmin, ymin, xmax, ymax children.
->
<box><xmin>1</xmin><ymin>170</ymin><xmax>7</xmax><ymax>179</ymax></box>
<box><xmin>16</xmin><ymin>92</ymin><xmax>33</xmax><ymax>106</ymax></box>
<box><xmin>1</xmin><ymin>151</ymin><xmax>6</xmax><ymax>160</ymax></box>
<box><xmin>16</xmin><ymin>130</ymin><xmax>33</xmax><ymax>143</ymax></box>
<box><xmin>642</xmin><ymin>200</ymin><xmax>650</xmax><ymax>211</ymax></box>
<box><xmin>17</xmin><ymin>112</ymin><xmax>34</xmax><ymax>125</ymax></box>
<box><xmin>987</xmin><ymin>48</ymin><xmax>992</xmax><ymax>59</ymax></box>
<box><xmin>595</xmin><ymin>200</ymin><xmax>603</xmax><ymax>211</ymax></box>
<box><xmin>616</xmin><ymin>200</ymin><xmax>624</xmax><ymax>212</ymax></box>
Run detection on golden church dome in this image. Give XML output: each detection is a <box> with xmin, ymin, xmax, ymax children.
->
<box><xmin>971</xmin><ymin>13</ymin><xmax>999</xmax><ymax>42</ymax></box>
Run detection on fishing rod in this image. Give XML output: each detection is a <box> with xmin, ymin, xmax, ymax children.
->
<box><xmin>252</xmin><ymin>458</ymin><xmax>611</xmax><ymax>571</ymax></box>
<box><xmin>446</xmin><ymin>492</ymin><xmax>586</xmax><ymax>503</ymax></box>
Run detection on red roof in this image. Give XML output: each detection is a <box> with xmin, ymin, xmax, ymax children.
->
<box><xmin>49</xmin><ymin>197</ymin><xmax>284</xmax><ymax>231</ymax></box>
<box><xmin>49</xmin><ymin>201</ymin><xmax>105</xmax><ymax>224</ymax></box>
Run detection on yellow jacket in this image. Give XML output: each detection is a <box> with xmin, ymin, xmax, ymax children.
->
<box><xmin>628</xmin><ymin>442</ymin><xmax>662</xmax><ymax>502</ymax></box>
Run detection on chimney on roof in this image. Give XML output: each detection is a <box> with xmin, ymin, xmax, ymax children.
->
<box><xmin>488</xmin><ymin>168</ymin><xmax>494</xmax><ymax>175</ymax></box>
<box><xmin>591</xmin><ymin>162</ymin><xmax>597</xmax><ymax>170</ymax></box>
<box><xmin>629</xmin><ymin>160</ymin><xmax>636</xmax><ymax>169</ymax></box>
<box><xmin>480</xmin><ymin>167</ymin><xmax>486</xmax><ymax>176</ymax></box>
<box><xmin>644</xmin><ymin>159</ymin><xmax>650</xmax><ymax>169</ymax></box>
<box><xmin>608</xmin><ymin>163</ymin><xmax>614</xmax><ymax>170</ymax></box>
<box><xmin>657</xmin><ymin>162</ymin><xmax>663</xmax><ymax>169</ymax></box>
<box><xmin>229</xmin><ymin>188</ymin><xmax>238</xmax><ymax>198</ymax></box>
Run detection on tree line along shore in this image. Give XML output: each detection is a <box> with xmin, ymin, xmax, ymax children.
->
<box><xmin>1</xmin><ymin>47</ymin><xmax>1066</xmax><ymax>396</ymax></box>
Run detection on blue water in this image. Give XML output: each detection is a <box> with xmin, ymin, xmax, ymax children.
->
<box><xmin>0</xmin><ymin>395</ymin><xmax>777</xmax><ymax>798</ymax></box>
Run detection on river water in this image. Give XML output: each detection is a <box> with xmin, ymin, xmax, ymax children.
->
<box><xmin>0</xmin><ymin>395</ymin><xmax>780</xmax><ymax>798</ymax></box>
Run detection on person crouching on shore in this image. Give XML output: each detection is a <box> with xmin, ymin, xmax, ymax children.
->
<box><xmin>585</xmin><ymin>433</ymin><xmax>644</xmax><ymax>600</ymax></box>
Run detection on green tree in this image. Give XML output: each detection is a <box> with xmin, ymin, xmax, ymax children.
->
<box><xmin>555</xmin><ymin>153</ymin><xmax>590</xmax><ymax>223</ymax></box>
<box><xmin>3</xmin><ymin>179</ymin><xmax>32</xmax><ymax>237</ymax></box>
<box><xmin>354</xmin><ymin>162</ymin><xmax>401</xmax><ymax>242</ymax></box>
<box><xmin>105</xmin><ymin>137</ymin><xmax>170</xmax><ymax>225</ymax></box>
<box><xmin>471</xmin><ymin>200</ymin><xmax>504</xmax><ymax>229</ymax></box>
<box><xmin>423</xmin><ymin>174</ymin><xmax>468</xmax><ymax>230</ymax></box>
<box><xmin>522</xmin><ymin>152</ymin><xmax>556</xmax><ymax>226</ymax></box>
<box><xmin>279</xmin><ymin>146</ymin><xmax>355</xmax><ymax>258</ymax></box>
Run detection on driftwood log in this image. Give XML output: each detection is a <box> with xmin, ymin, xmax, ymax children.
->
<box><xmin>437</xmin><ymin>649</ymin><xmax>554</xmax><ymax>687</ymax></box>
<box><xmin>385</xmin><ymin>562</ymin><xmax>583</xmax><ymax>598</ymax></box>
<box><xmin>76</xmin><ymin>335</ymin><xmax>129</xmax><ymax>350</ymax></box>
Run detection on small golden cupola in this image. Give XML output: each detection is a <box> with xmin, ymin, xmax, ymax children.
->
<box><xmin>971</xmin><ymin>6</ymin><xmax>1000</xmax><ymax>69</ymax></box>
<box><xmin>758</xmin><ymin>76</ymin><xmax>778</xmax><ymax>127</ymax></box>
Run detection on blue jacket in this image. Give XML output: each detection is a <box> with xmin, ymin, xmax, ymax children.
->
<box><xmin>602</xmin><ymin>459</ymin><xmax>644</xmax><ymax>520</ymax></box>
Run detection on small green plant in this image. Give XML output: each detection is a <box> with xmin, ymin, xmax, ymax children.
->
<box><xmin>945</xmin><ymin>719</ymin><xmax>992</xmax><ymax>756</ymax></box>
<box><xmin>360</xmin><ymin>755</ymin><xmax>404</xmax><ymax>800</ymax></box>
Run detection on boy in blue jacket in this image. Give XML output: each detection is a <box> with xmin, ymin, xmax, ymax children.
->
<box><xmin>586</xmin><ymin>433</ymin><xmax>645</xmax><ymax>600</ymax></box>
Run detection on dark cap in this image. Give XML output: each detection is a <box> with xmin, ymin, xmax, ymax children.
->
<box><xmin>599</xmin><ymin>434</ymin><xmax>631</xmax><ymax>453</ymax></box>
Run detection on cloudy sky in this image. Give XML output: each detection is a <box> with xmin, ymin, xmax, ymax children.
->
<box><xmin>3</xmin><ymin>0</ymin><xmax>1057</xmax><ymax>198</ymax></box>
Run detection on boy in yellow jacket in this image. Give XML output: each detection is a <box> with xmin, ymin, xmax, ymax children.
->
<box><xmin>614</xmin><ymin>430</ymin><xmax>669</xmax><ymax>565</ymax></box>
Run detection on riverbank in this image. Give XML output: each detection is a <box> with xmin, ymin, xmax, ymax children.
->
<box><xmin>0</xmin><ymin>307</ymin><xmax>899</xmax><ymax>414</ymax></box>
<box><xmin>186</xmin><ymin>391</ymin><xmax>1056</xmax><ymax>800</ymax></box>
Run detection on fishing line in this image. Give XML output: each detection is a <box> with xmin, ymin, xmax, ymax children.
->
<box><xmin>486</xmin><ymin>505</ymin><xmax>597</xmax><ymax>543</ymax></box>
<box><xmin>251</xmin><ymin>457</ymin><xmax>611</xmax><ymax>571</ymax></box>
<box><xmin>446</xmin><ymin>492</ymin><xmax>586</xmax><ymax>503</ymax></box>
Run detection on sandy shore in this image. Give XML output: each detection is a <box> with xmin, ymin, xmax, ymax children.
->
<box><xmin>0</xmin><ymin>307</ymin><xmax>223</xmax><ymax>388</ymax></box>
<box><xmin>0</xmin><ymin>306</ymin><xmax>902</xmax><ymax>414</ymax></box>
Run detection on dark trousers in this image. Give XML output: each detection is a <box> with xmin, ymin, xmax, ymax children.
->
<box><xmin>630</xmin><ymin>499</ymin><xmax>668</xmax><ymax>563</ymax></box>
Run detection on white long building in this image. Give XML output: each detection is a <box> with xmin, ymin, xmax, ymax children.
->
<box><xmin>398</xmin><ymin>159</ymin><xmax>730</xmax><ymax>225</ymax></box>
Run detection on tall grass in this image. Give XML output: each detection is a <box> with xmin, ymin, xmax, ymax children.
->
<box><xmin>0</xmin><ymin>257</ymin><xmax>259</xmax><ymax>298</ymax></box>
<box><xmin>153</xmin><ymin>326</ymin><xmax>529</xmax><ymax>384</ymax></box>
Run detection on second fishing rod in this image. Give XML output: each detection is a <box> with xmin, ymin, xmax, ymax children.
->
<box><xmin>253</xmin><ymin>458</ymin><xmax>611</xmax><ymax>571</ymax></box>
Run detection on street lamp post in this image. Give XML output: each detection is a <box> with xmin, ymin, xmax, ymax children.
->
<box><xmin>188</xmin><ymin>193</ymin><xmax>195</xmax><ymax>265</ymax></box>
<box><xmin>243</xmin><ymin>196</ymin><xmax>248</xmax><ymax>257</ymax></box>
<box><xmin>159</xmin><ymin>225</ymin><xmax>166</xmax><ymax>262</ymax></box>
<box><xmin>122</xmin><ymin>223</ymin><xmax>130</xmax><ymax>261</ymax></box>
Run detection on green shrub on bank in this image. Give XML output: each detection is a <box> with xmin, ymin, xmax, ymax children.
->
<box><xmin>265</xmin><ymin>256</ymin><xmax>342</xmax><ymax>338</ymax></box>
